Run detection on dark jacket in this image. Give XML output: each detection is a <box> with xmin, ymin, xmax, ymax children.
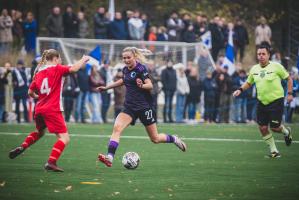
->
<box><xmin>77</xmin><ymin>68</ymin><xmax>89</xmax><ymax>92</ymax></box>
<box><xmin>209</xmin><ymin>23</ymin><xmax>225</xmax><ymax>49</ymax></box>
<box><xmin>12</xmin><ymin>68</ymin><xmax>28</xmax><ymax>98</ymax></box>
<box><xmin>45</xmin><ymin>13</ymin><xmax>63</xmax><ymax>37</ymax></box>
<box><xmin>234</xmin><ymin>24</ymin><xmax>249</xmax><ymax>46</ymax></box>
<box><xmin>0</xmin><ymin>70</ymin><xmax>10</xmax><ymax>105</ymax></box>
<box><xmin>93</xmin><ymin>13</ymin><xmax>109</xmax><ymax>38</ymax></box>
<box><xmin>232</xmin><ymin>75</ymin><xmax>248</xmax><ymax>98</ymax></box>
<box><xmin>203</xmin><ymin>77</ymin><xmax>217</xmax><ymax>98</ymax></box>
<box><xmin>109</xmin><ymin>19</ymin><xmax>128</xmax><ymax>40</ymax></box>
<box><xmin>63</xmin><ymin>74</ymin><xmax>79</xmax><ymax>97</ymax></box>
<box><xmin>182</xmin><ymin>30</ymin><xmax>196</xmax><ymax>43</ymax></box>
<box><xmin>161</xmin><ymin>67</ymin><xmax>177</xmax><ymax>92</ymax></box>
<box><xmin>63</xmin><ymin>12</ymin><xmax>79</xmax><ymax>38</ymax></box>
<box><xmin>187</xmin><ymin>76</ymin><xmax>201</xmax><ymax>103</ymax></box>
<box><xmin>216</xmin><ymin>72</ymin><xmax>232</xmax><ymax>95</ymax></box>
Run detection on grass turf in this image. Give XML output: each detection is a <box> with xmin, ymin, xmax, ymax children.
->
<box><xmin>0</xmin><ymin>123</ymin><xmax>299</xmax><ymax>200</ymax></box>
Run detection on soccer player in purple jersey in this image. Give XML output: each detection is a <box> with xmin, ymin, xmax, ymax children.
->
<box><xmin>97</xmin><ymin>47</ymin><xmax>187</xmax><ymax>167</ymax></box>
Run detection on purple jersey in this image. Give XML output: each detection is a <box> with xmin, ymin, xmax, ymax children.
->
<box><xmin>122</xmin><ymin>63</ymin><xmax>153</xmax><ymax>111</ymax></box>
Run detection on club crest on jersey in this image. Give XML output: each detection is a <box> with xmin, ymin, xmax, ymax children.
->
<box><xmin>130</xmin><ymin>72</ymin><xmax>136</xmax><ymax>78</ymax></box>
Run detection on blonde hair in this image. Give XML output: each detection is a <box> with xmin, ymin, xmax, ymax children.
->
<box><xmin>122</xmin><ymin>47</ymin><xmax>152</xmax><ymax>64</ymax></box>
<box><xmin>33</xmin><ymin>49</ymin><xmax>60</xmax><ymax>79</ymax></box>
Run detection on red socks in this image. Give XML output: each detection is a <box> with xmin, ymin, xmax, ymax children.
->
<box><xmin>21</xmin><ymin>132</ymin><xmax>41</xmax><ymax>149</ymax></box>
<box><xmin>48</xmin><ymin>139</ymin><xmax>66</xmax><ymax>164</ymax></box>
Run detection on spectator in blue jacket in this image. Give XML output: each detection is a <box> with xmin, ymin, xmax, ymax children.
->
<box><xmin>109</xmin><ymin>12</ymin><xmax>127</xmax><ymax>40</ymax></box>
<box><xmin>23</xmin><ymin>12</ymin><xmax>37</xmax><ymax>54</ymax></box>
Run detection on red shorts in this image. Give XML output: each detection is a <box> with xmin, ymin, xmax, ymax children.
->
<box><xmin>34</xmin><ymin>112</ymin><xmax>68</xmax><ymax>133</ymax></box>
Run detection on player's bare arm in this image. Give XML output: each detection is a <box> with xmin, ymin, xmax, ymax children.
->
<box><xmin>286</xmin><ymin>75</ymin><xmax>294</xmax><ymax>103</ymax></box>
<box><xmin>232</xmin><ymin>82</ymin><xmax>252</xmax><ymax>97</ymax></box>
<box><xmin>69</xmin><ymin>55</ymin><xmax>90</xmax><ymax>73</ymax></box>
<box><xmin>97</xmin><ymin>78</ymin><xmax>124</xmax><ymax>92</ymax></box>
<box><xmin>28</xmin><ymin>89</ymin><xmax>39</xmax><ymax>99</ymax></box>
<box><xmin>136</xmin><ymin>78</ymin><xmax>153</xmax><ymax>90</ymax></box>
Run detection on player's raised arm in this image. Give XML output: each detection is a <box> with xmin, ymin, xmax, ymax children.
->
<box><xmin>97</xmin><ymin>78</ymin><xmax>124</xmax><ymax>92</ymax></box>
<box><xmin>69</xmin><ymin>55</ymin><xmax>90</xmax><ymax>73</ymax></box>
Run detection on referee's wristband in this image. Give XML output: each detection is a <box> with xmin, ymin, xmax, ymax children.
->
<box><xmin>238</xmin><ymin>87</ymin><xmax>243</xmax><ymax>92</ymax></box>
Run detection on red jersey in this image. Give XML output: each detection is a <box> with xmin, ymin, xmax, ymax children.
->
<box><xmin>29</xmin><ymin>64</ymin><xmax>70</xmax><ymax>114</ymax></box>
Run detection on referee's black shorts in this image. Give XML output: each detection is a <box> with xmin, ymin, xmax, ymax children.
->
<box><xmin>256</xmin><ymin>98</ymin><xmax>284</xmax><ymax>128</ymax></box>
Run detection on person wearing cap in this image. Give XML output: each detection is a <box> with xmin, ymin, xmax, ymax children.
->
<box><xmin>12</xmin><ymin>59</ymin><xmax>29</xmax><ymax>123</ymax></box>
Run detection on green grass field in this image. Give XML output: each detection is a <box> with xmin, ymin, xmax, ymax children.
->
<box><xmin>0</xmin><ymin>123</ymin><xmax>299</xmax><ymax>200</ymax></box>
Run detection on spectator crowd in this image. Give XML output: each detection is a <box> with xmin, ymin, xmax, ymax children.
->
<box><xmin>0</xmin><ymin>5</ymin><xmax>298</xmax><ymax>124</ymax></box>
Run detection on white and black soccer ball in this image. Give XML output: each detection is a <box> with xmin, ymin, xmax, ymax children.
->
<box><xmin>122</xmin><ymin>152</ymin><xmax>140</xmax><ymax>170</ymax></box>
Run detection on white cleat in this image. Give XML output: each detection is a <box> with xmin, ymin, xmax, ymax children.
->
<box><xmin>174</xmin><ymin>135</ymin><xmax>187</xmax><ymax>152</ymax></box>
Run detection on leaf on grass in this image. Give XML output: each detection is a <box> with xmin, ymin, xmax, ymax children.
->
<box><xmin>128</xmin><ymin>180</ymin><xmax>132</xmax><ymax>183</ymax></box>
<box><xmin>65</xmin><ymin>186</ymin><xmax>72</xmax><ymax>191</ymax></box>
<box><xmin>114</xmin><ymin>192</ymin><xmax>120</xmax><ymax>195</ymax></box>
<box><xmin>40</xmin><ymin>179</ymin><xmax>44</xmax><ymax>183</ymax></box>
<box><xmin>169</xmin><ymin>194</ymin><xmax>173</xmax><ymax>197</ymax></box>
<box><xmin>54</xmin><ymin>190</ymin><xmax>60</xmax><ymax>193</ymax></box>
<box><xmin>134</xmin><ymin>188</ymin><xmax>139</xmax><ymax>192</ymax></box>
<box><xmin>190</xmin><ymin>163</ymin><xmax>195</xmax><ymax>166</ymax></box>
<box><xmin>0</xmin><ymin>181</ymin><xmax>5</xmax><ymax>187</ymax></box>
<box><xmin>167</xmin><ymin>188</ymin><xmax>173</xmax><ymax>192</ymax></box>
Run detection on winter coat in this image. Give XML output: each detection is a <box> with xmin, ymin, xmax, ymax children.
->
<box><xmin>45</xmin><ymin>13</ymin><xmax>63</xmax><ymax>37</ymax></box>
<box><xmin>63</xmin><ymin>12</ymin><xmax>79</xmax><ymax>38</ymax></box>
<box><xmin>23</xmin><ymin>20</ymin><xmax>37</xmax><ymax>52</ymax></box>
<box><xmin>187</xmin><ymin>76</ymin><xmax>201</xmax><ymax>103</ymax></box>
<box><xmin>93</xmin><ymin>13</ymin><xmax>109</xmax><ymax>38</ymax></box>
<box><xmin>109</xmin><ymin>19</ymin><xmax>127</xmax><ymax>40</ymax></box>
<box><xmin>78</xmin><ymin>19</ymin><xmax>89</xmax><ymax>38</ymax></box>
<box><xmin>203</xmin><ymin>77</ymin><xmax>217</xmax><ymax>98</ymax></box>
<box><xmin>128</xmin><ymin>17</ymin><xmax>144</xmax><ymax>40</ymax></box>
<box><xmin>161</xmin><ymin>67</ymin><xmax>177</xmax><ymax>92</ymax></box>
<box><xmin>0</xmin><ymin>15</ymin><xmax>13</xmax><ymax>42</ymax></box>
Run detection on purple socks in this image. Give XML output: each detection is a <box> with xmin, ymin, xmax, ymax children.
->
<box><xmin>107</xmin><ymin>140</ymin><xmax>119</xmax><ymax>158</ymax></box>
<box><xmin>166</xmin><ymin>135</ymin><xmax>175</xmax><ymax>143</ymax></box>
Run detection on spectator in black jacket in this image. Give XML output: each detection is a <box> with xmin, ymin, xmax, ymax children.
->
<box><xmin>0</xmin><ymin>62</ymin><xmax>11</xmax><ymax>122</ymax></box>
<box><xmin>203</xmin><ymin>70</ymin><xmax>217</xmax><ymax>123</ymax></box>
<box><xmin>182</xmin><ymin>25</ymin><xmax>196</xmax><ymax>43</ymax></box>
<box><xmin>186</xmin><ymin>67</ymin><xmax>201</xmax><ymax>121</ymax></box>
<box><xmin>161</xmin><ymin>60</ymin><xmax>176</xmax><ymax>123</ymax></box>
<box><xmin>75</xmin><ymin>65</ymin><xmax>89</xmax><ymax>123</ymax></box>
<box><xmin>12</xmin><ymin>59</ymin><xmax>28</xmax><ymax>123</ymax></box>
<box><xmin>45</xmin><ymin>6</ymin><xmax>63</xmax><ymax>37</ymax></box>
<box><xmin>94</xmin><ymin>7</ymin><xmax>110</xmax><ymax>39</ymax></box>
<box><xmin>63</xmin><ymin>4</ymin><xmax>79</xmax><ymax>38</ymax></box>
<box><xmin>234</xmin><ymin>19</ymin><xmax>249</xmax><ymax>62</ymax></box>
<box><xmin>209</xmin><ymin>16</ymin><xmax>225</xmax><ymax>61</ymax></box>
<box><xmin>63</xmin><ymin>74</ymin><xmax>79</xmax><ymax>122</ymax></box>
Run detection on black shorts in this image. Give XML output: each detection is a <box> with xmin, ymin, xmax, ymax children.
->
<box><xmin>122</xmin><ymin>107</ymin><xmax>157</xmax><ymax>126</ymax></box>
<box><xmin>257</xmin><ymin>98</ymin><xmax>284</xmax><ymax>128</ymax></box>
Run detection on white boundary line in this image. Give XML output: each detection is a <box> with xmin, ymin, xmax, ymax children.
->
<box><xmin>0</xmin><ymin>132</ymin><xmax>298</xmax><ymax>144</ymax></box>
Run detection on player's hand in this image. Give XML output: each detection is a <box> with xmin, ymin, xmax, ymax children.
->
<box><xmin>81</xmin><ymin>55</ymin><xmax>90</xmax><ymax>63</ymax></box>
<box><xmin>287</xmin><ymin>94</ymin><xmax>293</xmax><ymax>103</ymax></box>
<box><xmin>97</xmin><ymin>86</ymin><xmax>107</xmax><ymax>92</ymax></box>
<box><xmin>136</xmin><ymin>78</ymin><xmax>143</xmax><ymax>88</ymax></box>
<box><xmin>233</xmin><ymin>90</ymin><xmax>241</xmax><ymax>97</ymax></box>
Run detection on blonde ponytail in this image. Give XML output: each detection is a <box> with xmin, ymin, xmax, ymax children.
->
<box><xmin>123</xmin><ymin>47</ymin><xmax>152</xmax><ymax>64</ymax></box>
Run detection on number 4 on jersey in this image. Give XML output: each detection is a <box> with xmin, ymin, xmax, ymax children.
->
<box><xmin>40</xmin><ymin>78</ymin><xmax>51</xmax><ymax>95</ymax></box>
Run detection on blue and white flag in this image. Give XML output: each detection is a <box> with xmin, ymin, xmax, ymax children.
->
<box><xmin>108</xmin><ymin>0</ymin><xmax>115</xmax><ymax>21</ymax></box>
<box><xmin>200</xmin><ymin>31</ymin><xmax>212</xmax><ymax>50</ymax></box>
<box><xmin>87</xmin><ymin>45</ymin><xmax>102</xmax><ymax>74</ymax></box>
<box><xmin>222</xmin><ymin>30</ymin><xmax>235</xmax><ymax>75</ymax></box>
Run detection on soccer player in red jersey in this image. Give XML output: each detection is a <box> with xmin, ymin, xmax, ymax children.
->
<box><xmin>9</xmin><ymin>49</ymin><xmax>90</xmax><ymax>172</ymax></box>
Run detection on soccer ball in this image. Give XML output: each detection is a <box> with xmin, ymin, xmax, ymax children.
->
<box><xmin>122</xmin><ymin>152</ymin><xmax>140</xmax><ymax>170</ymax></box>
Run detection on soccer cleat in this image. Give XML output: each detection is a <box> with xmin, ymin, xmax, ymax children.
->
<box><xmin>44</xmin><ymin>162</ymin><xmax>64</xmax><ymax>172</ymax></box>
<box><xmin>9</xmin><ymin>146</ymin><xmax>25</xmax><ymax>159</ymax></box>
<box><xmin>174</xmin><ymin>135</ymin><xmax>187</xmax><ymax>152</ymax></box>
<box><xmin>267</xmin><ymin>151</ymin><xmax>281</xmax><ymax>158</ymax></box>
<box><xmin>98</xmin><ymin>154</ymin><xmax>113</xmax><ymax>167</ymax></box>
<box><xmin>284</xmin><ymin>127</ymin><xmax>292</xmax><ymax>146</ymax></box>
